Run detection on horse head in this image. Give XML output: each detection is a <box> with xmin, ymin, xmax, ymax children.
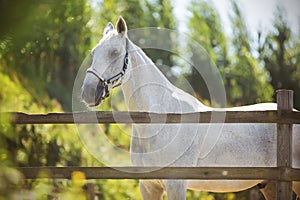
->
<box><xmin>81</xmin><ymin>16</ymin><xmax>129</xmax><ymax>107</ymax></box>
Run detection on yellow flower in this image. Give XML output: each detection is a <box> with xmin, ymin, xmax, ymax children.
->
<box><xmin>72</xmin><ymin>171</ymin><xmax>86</xmax><ymax>188</ymax></box>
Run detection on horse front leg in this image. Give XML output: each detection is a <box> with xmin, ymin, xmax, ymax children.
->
<box><xmin>164</xmin><ymin>180</ymin><xmax>188</xmax><ymax>200</ymax></box>
<box><xmin>258</xmin><ymin>181</ymin><xmax>276</xmax><ymax>200</ymax></box>
<box><xmin>260</xmin><ymin>181</ymin><xmax>300</xmax><ymax>200</ymax></box>
<box><xmin>140</xmin><ymin>180</ymin><xmax>164</xmax><ymax>200</ymax></box>
<box><xmin>293</xmin><ymin>181</ymin><xmax>300</xmax><ymax>199</ymax></box>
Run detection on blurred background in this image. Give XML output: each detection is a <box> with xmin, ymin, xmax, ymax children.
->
<box><xmin>0</xmin><ymin>0</ymin><xmax>299</xmax><ymax>199</ymax></box>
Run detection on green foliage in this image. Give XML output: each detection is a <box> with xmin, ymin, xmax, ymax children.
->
<box><xmin>0</xmin><ymin>0</ymin><xmax>92</xmax><ymax>111</ymax></box>
<box><xmin>228</xmin><ymin>48</ymin><xmax>273</xmax><ymax>105</ymax></box>
<box><xmin>144</xmin><ymin>0</ymin><xmax>176</xmax><ymax>28</ymax></box>
<box><xmin>0</xmin><ymin>166</ymin><xmax>23</xmax><ymax>199</ymax></box>
<box><xmin>187</xmin><ymin>0</ymin><xmax>229</xmax><ymax>103</ymax></box>
<box><xmin>0</xmin><ymin>69</ymin><xmax>86</xmax><ymax>198</ymax></box>
<box><xmin>142</xmin><ymin>0</ymin><xmax>178</xmax><ymax>78</ymax></box>
<box><xmin>187</xmin><ymin>0</ymin><xmax>273</xmax><ymax>106</ymax></box>
<box><xmin>227</xmin><ymin>0</ymin><xmax>273</xmax><ymax>105</ymax></box>
<box><xmin>98</xmin><ymin>0</ymin><xmax>145</xmax><ymax>30</ymax></box>
<box><xmin>99</xmin><ymin>179</ymin><xmax>141</xmax><ymax>200</ymax></box>
<box><xmin>229</xmin><ymin>0</ymin><xmax>251</xmax><ymax>54</ymax></box>
<box><xmin>188</xmin><ymin>0</ymin><xmax>227</xmax><ymax>65</ymax></box>
<box><xmin>258</xmin><ymin>5</ymin><xmax>300</xmax><ymax>109</ymax></box>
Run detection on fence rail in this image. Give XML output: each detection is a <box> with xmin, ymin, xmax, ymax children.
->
<box><xmin>19</xmin><ymin>166</ymin><xmax>300</xmax><ymax>181</ymax></box>
<box><xmin>4</xmin><ymin>110</ymin><xmax>300</xmax><ymax>124</ymax></box>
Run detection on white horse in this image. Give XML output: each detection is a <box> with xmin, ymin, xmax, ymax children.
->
<box><xmin>81</xmin><ymin>17</ymin><xmax>300</xmax><ymax>200</ymax></box>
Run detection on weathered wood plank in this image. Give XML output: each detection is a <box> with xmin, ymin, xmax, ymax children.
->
<box><xmin>19</xmin><ymin>167</ymin><xmax>300</xmax><ymax>180</ymax></box>
<box><xmin>276</xmin><ymin>90</ymin><xmax>293</xmax><ymax>200</ymax></box>
<box><xmin>2</xmin><ymin>110</ymin><xmax>299</xmax><ymax>124</ymax></box>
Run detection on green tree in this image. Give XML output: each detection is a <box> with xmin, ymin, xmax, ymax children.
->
<box><xmin>143</xmin><ymin>0</ymin><xmax>177</xmax><ymax>71</ymax></box>
<box><xmin>188</xmin><ymin>0</ymin><xmax>228</xmax><ymax>65</ymax></box>
<box><xmin>144</xmin><ymin>0</ymin><xmax>175</xmax><ymax>27</ymax></box>
<box><xmin>98</xmin><ymin>0</ymin><xmax>145</xmax><ymax>30</ymax></box>
<box><xmin>227</xmin><ymin>0</ymin><xmax>273</xmax><ymax>105</ymax></box>
<box><xmin>258</xmin><ymin>6</ymin><xmax>300</xmax><ymax>109</ymax></box>
<box><xmin>186</xmin><ymin>0</ymin><xmax>229</xmax><ymax>104</ymax></box>
<box><xmin>0</xmin><ymin>1</ymin><xmax>92</xmax><ymax>111</ymax></box>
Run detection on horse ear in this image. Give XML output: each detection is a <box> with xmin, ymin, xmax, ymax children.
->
<box><xmin>116</xmin><ymin>16</ymin><xmax>127</xmax><ymax>35</ymax></box>
<box><xmin>103</xmin><ymin>22</ymin><xmax>114</xmax><ymax>35</ymax></box>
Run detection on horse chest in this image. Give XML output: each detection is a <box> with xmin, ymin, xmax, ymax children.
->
<box><xmin>130</xmin><ymin>124</ymin><xmax>201</xmax><ymax>166</ymax></box>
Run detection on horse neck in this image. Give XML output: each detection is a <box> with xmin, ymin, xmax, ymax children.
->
<box><xmin>121</xmin><ymin>41</ymin><xmax>172</xmax><ymax>111</ymax></box>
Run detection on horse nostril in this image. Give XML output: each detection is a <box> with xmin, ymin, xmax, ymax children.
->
<box><xmin>81</xmin><ymin>86</ymin><xmax>96</xmax><ymax>100</ymax></box>
<box><xmin>81</xmin><ymin>82</ymin><xmax>105</xmax><ymax>106</ymax></box>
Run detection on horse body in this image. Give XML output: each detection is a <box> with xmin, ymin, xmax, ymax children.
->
<box><xmin>81</xmin><ymin>17</ymin><xmax>300</xmax><ymax>199</ymax></box>
<box><xmin>123</xmin><ymin>41</ymin><xmax>300</xmax><ymax>194</ymax></box>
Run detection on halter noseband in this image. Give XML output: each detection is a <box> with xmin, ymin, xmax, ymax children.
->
<box><xmin>86</xmin><ymin>38</ymin><xmax>129</xmax><ymax>100</ymax></box>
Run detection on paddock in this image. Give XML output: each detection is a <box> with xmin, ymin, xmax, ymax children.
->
<box><xmin>5</xmin><ymin>89</ymin><xmax>300</xmax><ymax>199</ymax></box>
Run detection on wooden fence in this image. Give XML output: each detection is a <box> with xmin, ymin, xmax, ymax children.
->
<box><xmin>4</xmin><ymin>89</ymin><xmax>300</xmax><ymax>199</ymax></box>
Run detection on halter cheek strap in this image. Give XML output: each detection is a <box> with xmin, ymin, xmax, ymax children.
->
<box><xmin>86</xmin><ymin>38</ymin><xmax>129</xmax><ymax>99</ymax></box>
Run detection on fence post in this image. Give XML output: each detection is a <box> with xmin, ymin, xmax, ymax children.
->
<box><xmin>86</xmin><ymin>183</ymin><xmax>95</xmax><ymax>200</ymax></box>
<box><xmin>276</xmin><ymin>89</ymin><xmax>293</xmax><ymax>199</ymax></box>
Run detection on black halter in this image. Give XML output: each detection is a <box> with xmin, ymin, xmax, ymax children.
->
<box><xmin>86</xmin><ymin>38</ymin><xmax>129</xmax><ymax>100</ymax></box>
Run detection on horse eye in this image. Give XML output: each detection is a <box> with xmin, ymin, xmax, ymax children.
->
<box><xmin>111</xmin><ymin>49</ymin><xmax>119</xmax><ymax>56</ymax></box>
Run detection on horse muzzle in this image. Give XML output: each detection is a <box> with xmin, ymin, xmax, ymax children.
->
<box><xmin>81</xmin><ymin>82</ymin><xmax>106</xmax><ymax>107</ymax></box>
